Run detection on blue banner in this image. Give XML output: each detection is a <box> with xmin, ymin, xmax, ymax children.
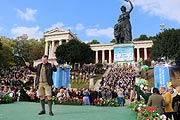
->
<box><xmin>154</xmin><ymin>66</ymin><xmax>170</xmax><ymax>90</ymax></box>
<box><xmin>53</xmin><ymin>68</ymin><xmax>70</xmax><ymax>88</ymax></box>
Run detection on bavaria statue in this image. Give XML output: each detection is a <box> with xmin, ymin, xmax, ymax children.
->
<box><xmin>114</xmin><ymin>0</ymin><xmax>133</xmax><ymax>44</ymax></box>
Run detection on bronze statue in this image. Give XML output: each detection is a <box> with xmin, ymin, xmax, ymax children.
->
<box><xmin>114</xmin><ymin>0</ymin><xmax>133</xmax><ymax>44</ymax></box>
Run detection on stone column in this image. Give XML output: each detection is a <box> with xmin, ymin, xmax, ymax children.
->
<box><xmin>59</xmin><ymin>40</ymin><xmax>62</xmax><ymax>46</ymax></box>
<box><xmin>102</xmin><ymin>50</ymin><xmax>105</xmax><ymax>63</ymax></box>
<box><xmin>137</xmin><ymin>48</ymin><xmax>140</xmax><ymax>59</ymax></box>
<box><xmin>109</xmin><ymin>50</ymin><xmax>112</xmax><ymax>64</ymax></box>
<box><xmin>144</xmin><ymin>47</ymin><xmax>147</xmax><ymax>60</ymax></box>
<box><xmin>45</xmin><ymin>41</ymin><xmax>48</xmax><ymax>55</ymax></box>
<box><xmin>95</xmin><ymin>50</ymin><xmax>98</xmax><ymax>63</ymax></box>
<box><xmin>51</xmin><ymin>41</ymin><xmax>55</xmax><ymax>58</ymax></box>
<box><xmin>49</xmin><ymin>42</ymin><xmax>52</xmax><ymax>58</ymax></box>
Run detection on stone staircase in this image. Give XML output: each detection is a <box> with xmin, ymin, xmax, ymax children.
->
<box><xmin>93</xmin><ymin>79</ymin><xmax>101</xmax><ymax>91</ymax></box>
<box><xmin>93</xmin><ymin>67</ymin><xmax>111</xmax><ymax>90</ymax></box>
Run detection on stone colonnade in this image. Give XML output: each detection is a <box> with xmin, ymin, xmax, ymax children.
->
<box><xmin>90</xmin><ymin>40</ymin><xmax>153</xmax><ymax>64</ymax></box>
<box><xmin>45</xmin><ymin>39</ymin><xmax>69</xmax><ymax>58</ymax></box>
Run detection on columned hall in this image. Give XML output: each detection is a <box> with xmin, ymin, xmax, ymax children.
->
<box><xmin>34</xmin><ymin>28</ymin><xmax>80</xmax><ymax>66</ymax></box>
<box><xmin>90</xmin><ymin>43</ymin><xmax>114</xmax><ymax>64</ymax></box>
<box><xmin>34</xmin><ymin>28</ymin><xmax>153</xmax><ymax>66</ymax></box>
<box><xmin>90</xmin><ymin>40</ymin><xmax>153</xmax><ymax>64</ymax></box>
<box><xmin>44</xmin><ymin>28</ymin><xmax>80</xmax><ymax>59</ymax></box>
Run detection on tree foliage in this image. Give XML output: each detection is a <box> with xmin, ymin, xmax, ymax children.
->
<box><xmin>0</xmin><ymin>37</ymin><xmax>14</xmax><ymax>67</ymax></box>
<box><xmin>55</xmin><ymin>39</ymin><xmax>94</xmax><ymax>66</ymax></box>
<box><xmin>133</xmin><ymin>34</ymin><xmax>155</xmax><ymax>41</ymax></box>
<box><xmin>87</xmin><ymin>39</ymin><xmax>100</xmax><ymax>44</ymax></box>
<box><xmin>20</xmin><ymin>39</ymin><xmax>45</xmax><ymax>63</ymax></box>
<box><xmin>0</xmin><ymin>40</ymin><xmax>2</xmax><ymax>50</ymax></box>
<box><xmin>151</xmin><ymin>28</ymin><xmax>180</xmax><ymax>65</ymax></box>
<box><xmin>110</xmin><ymin>39</ymin><xmax>116</xmax><ymax>43</ymax></box>
<box><xmin>0</xmin><ymin>35</ymin><xmax>45</xmax><ymax>67</ymax></box>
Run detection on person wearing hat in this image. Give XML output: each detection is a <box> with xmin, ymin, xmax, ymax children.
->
<box><xmin>25</xmin><ymin>55</ymin><xmax>57</xmax><ymax>116</ymax></box>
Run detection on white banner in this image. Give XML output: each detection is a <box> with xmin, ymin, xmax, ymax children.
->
<box><xmin>114</xmin><ymin>45</ymin><xmax>134</xmax><ymax>62</ymax></box>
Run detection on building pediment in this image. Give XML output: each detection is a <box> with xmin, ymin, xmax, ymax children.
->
<box><xmin>44</xmin><ymin>27</ymin><xmax>70</xmax><ymax>36</ymax></box>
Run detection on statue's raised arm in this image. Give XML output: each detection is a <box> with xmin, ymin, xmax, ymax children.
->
<box><xmin>125</xmin><ymin>0</ymin><xmax>133</xmax><ymax>13</ymax></box>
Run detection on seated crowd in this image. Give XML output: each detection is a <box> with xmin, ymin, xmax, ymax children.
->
<box><xmin>0</xmin><ymin>64</ymin><xmax>136</xmax><ymax>105</ymax></box>
<box><xmin>2</xmin><ymin>65</ymin><xmax>180</xmax><ymax>119</ymax></box>
<box><xmin>0</xmin><ymin>66</ymin><xmax>34</xmax><ymax>101</ymax></box>
<box><xmin>99</xmin><ymin>63</ymin><xmax>136</xmax><ymax>105</ymax></box>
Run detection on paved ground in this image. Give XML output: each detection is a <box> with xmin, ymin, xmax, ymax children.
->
<box><xmin>0</xmin><ymin>102</ymin><xmax>136</xmax><ymax>120</ymax></box>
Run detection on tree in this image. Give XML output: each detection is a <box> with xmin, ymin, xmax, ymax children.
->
<box><xmin>110</xmin><ymin>39</ymin><xmax>116</xmax><ymax>43</ymax></box>
<box><xmin>87</xmin><ymin>40</ymin><xmax>100</xmax><ymax>44</ymax></box>
<box><xmin>133</xmin><ymin>34</ymin><xmax>151</xmax><ymax>41</ymax></box>
<box><xmin>55</xmin><ymin>39</ymin><xmax>94</xmax><ymax>67</ymax></box>
<box><xmin>16</xmin><ymin>34</ymin><xmax>28</xmax><ymax>41</ymax></box>
<box><xmin>0</xmin><ymin>40</ymin><xmax>2</xmax><ymax>50</ymax></box>
<box><xmin>0</xmin><ymin>37</ymin><xmax>15</xmax><ymax>67</ymax></box>
<box><xmin>0</xmin><ymin>35</ymin><xmax>45</xmax><ymax>67</ymax></box>
<box><xmin>22</xmin><ymin>39</ymin><xmax>45</xmax><ymax>63</ymax></box>
<box><xmin>11</xmin><ymin>36</ymin><xmax>44</xmax><ymax>65</ymax></box>
<box><xmin>151</xmin><ymin>28</ymin><xmax>180</xmax><ymax>65</ymax></box>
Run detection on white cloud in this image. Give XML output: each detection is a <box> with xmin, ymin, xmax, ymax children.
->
<box><xmin>75</xmin><ymin>23</ymin><xmax>84</xmax><ymax>31</ymax></box>
<box><xmin>86</xmin><ymin>27</ymin><xmax>114</xmax><ymax>38</ymax></box>
<box><xmin>82</xmin><ymin>40</ymin><xmax>90</xmax><ymax>44</ymax></box>
<box><xmin>132</xmin><ymin>0</ymin><xmax>180</xmax><ymax>23</ymax></box>
<box><xmin>11</xmin><ymin>26</ymin><xmax>43</xmax><ymax>39</ymax></box>
<box><xmin>46</xmin><ymin>22</ymin><xmax>65</xmax><ymax>31</ymax></box>
<box><xmin>46</xmin><ymin>22</ymin><xmax>73</xmax><ymax>31</ymax></box>
<box><xmin>16</xmin><ymin>8</ymin><xmax>37</xmax><ymax>21</ymax></box>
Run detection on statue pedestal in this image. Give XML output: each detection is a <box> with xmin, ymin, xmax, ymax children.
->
<box><xmin>113</xmin><ymin>43</ymin><xmax>134</xmax><ymax>63</ymax></box>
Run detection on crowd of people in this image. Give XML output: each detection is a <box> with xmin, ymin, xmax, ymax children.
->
<box><xmin>70</xmin><ymin>64</ymin><xmax>96</xmax><ymax>83</ymax></box>
<box><xmin>1</xmin><ymin>63</ymin><xmax>180</xmax><ymax>119</ymax></box>
<box><xmin>99</xmin><ymin>63</ymin><xmax>136</xmax><ymax>105</ymax></box>
<box><xmin>0</xmin><ymin>66</ymin><xmax>34</xmax><ymax>101</ymax></box>
<box><xmin>0</xmin><ymin>66</ymin><xmax>33</xmax><ymax>87</ymax></box>
<box><xmin>0</xmin><ymin>63</ymin><xmax>137</xmax><ymax>106</ymax></box>
<box><xmin>145</xmin><ymin>85</ymin><xmax>180</xmax><ymax>120</ymax></box>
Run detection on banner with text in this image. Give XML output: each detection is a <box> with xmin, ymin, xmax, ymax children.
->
<box><xmin>154</xmin><ymin>66</ymin><xmax>170</xmax><ymax>90</ymax></box>
<box><xmin>53</xmin><ymin>68</ymin><xmax>70</xmax><ymax>88</ymax></box>
<box><xmin>114</xmin><ymin>45</ymin><xmax>134</xmax><ymax>62</ymax></box>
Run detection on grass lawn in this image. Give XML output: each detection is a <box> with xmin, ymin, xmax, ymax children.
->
<box><xmin>70</xmin><ymin>74</ymin><xmax>103</xmax><ymax>89</ymax></box>
<box><xmin>0</xmin><ymin>102</ymin><xmax>136</xmax><ymax>120</ymax></box>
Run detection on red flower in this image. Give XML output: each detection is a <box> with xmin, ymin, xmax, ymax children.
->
<box><xmin>135</xmin><ymin>107</ymin><xmax>138</xmax><ymax>111</ymax></box>
<box><xmin>145</xmin><ymin>117</ymin><xmax>150</xmax><ymax>120</ymax></box>
<box><xmin>94</xmin><ymin>98</ymin><xmax>97</xmax><ymax>103</ymax></box>
<box><xmin>146</xmin><ymin>107</ymin><xmax>155</xmax><ymax>112</ymax></box>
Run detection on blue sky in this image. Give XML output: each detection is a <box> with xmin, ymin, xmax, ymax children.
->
<box><xmin>0</xmin><ymin>0</ymin><xmax>179</xmax><ymax>43</ymax></box>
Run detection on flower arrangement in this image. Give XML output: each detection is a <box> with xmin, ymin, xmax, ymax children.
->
<box><xmin>59</xmin><ymin>97</ymin><xmax>83</xmax><ymax>105</ymax></box>
<box><xmin>94</xmin><ymin>98</ymin><xmax>118</xmax><ymax>107</ymax></box>
<box><xmin>136</xmin><ymin>79</ymin><xmax>148</xmax><ymax>90</ymax></box>
<box><xmin>138</xmin><ymin>107</ymin><xmax>160</xmax><ymax>120</ymax></box>
<box><xmin>129</xmin><ymin>100</ymin><xmax>146</xmax><ymax>113</ymax></box>
<box><xmin>129</xmin><ymin>101</ymin><xmax>167</xmax><ymax>120</ymax></box>
<box><xmin>0</xmin><ymin>94</ymin><xmax>14</xmax><ymax>104</ymax></box>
